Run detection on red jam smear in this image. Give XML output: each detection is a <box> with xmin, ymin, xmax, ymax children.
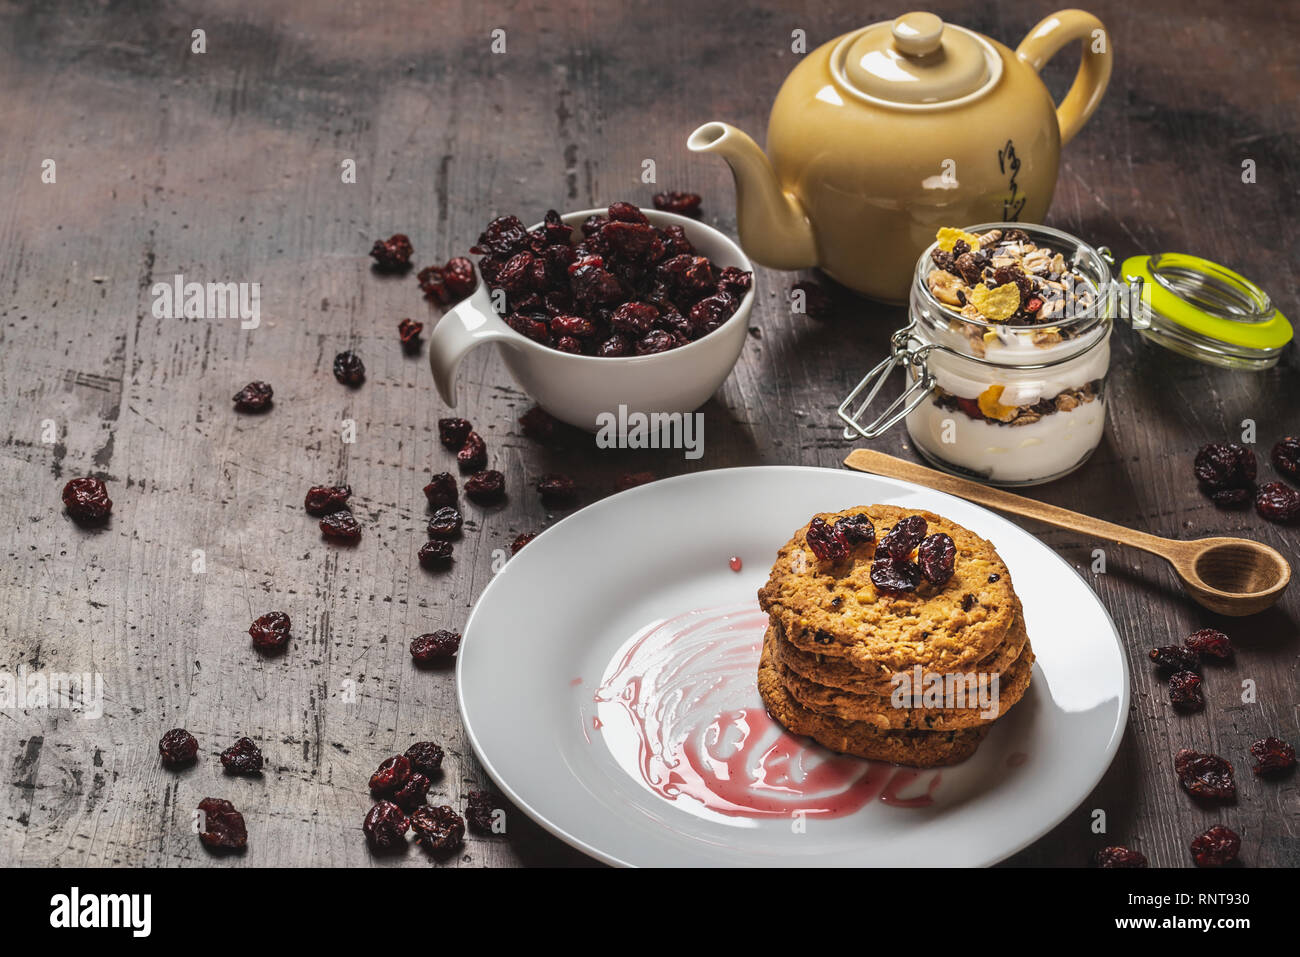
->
<box><xmin>591</xmin><ymin>604</ymin><xmax>940</xmax><ymax>819</ymax></box>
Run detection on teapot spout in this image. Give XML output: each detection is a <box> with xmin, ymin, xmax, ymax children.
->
<box><xmin>688</xmin><ymin>122</ymin><xmax>817</xmax><ymax>271</ymax></box>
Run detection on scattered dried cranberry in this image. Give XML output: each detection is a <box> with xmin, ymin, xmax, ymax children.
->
<box><xmin>1149</xmin><ymin>644</ymin><xmax>1200</xmax><ymax>673</ymax></box>
<box><xmin>393</xmin><ymin>771</ymin><xmax>431</xmax><ymax>812</ymax></box>
<box><xmin>62</xmin><ymin>478</ymin><xmax>112</xmax><ymax>523</ymax></box>
<box><xmin>614</xmin><ymin>471</ymin><xmax>655</xmax><ymax>492</ymax></box>
<box><xmin>363</xmin><ymin>801</ymin><xmax>409</xmax><ymax>852</ymax></box>
<box><xmin>1209</xmin><ymin>487</ymin><xmax>1252</xmax><ymax>507</ymax></box>
<box><xmin>1184</xmin><ymin>628</ymin><xmax>1232</xmax><ymax>660</ymax></box>
<box><xmin>409</xmin><ymin>805</ymin><xmax>464</xmax><ymax>853</ymax></box>
<box><xmin>248</xmin><ymin>611</ymin><xmax>291</xmax><ymax>651</ymax></box>
<box><xmin>520</xmin><ymin>405</ymin><xmax>559</xmax><ymax>443</ymax></box>
<box><xmin>791</xmin><ymin>280</ymin><xmax>832</xmax><ymax>319</ymax></box>
<box><xmin>465</xmin><ymin>470</ymin><xmax>505</xmax><ymax>504</ymax></box>
<box><xmin>1249</xmin><ymin>736</ymin><xmax>1296</xmax><ymax>776</ymax></box>
<box><xmin>465</xmin><ymin>791</ymin><xmax>502</xmax><ymax>834</ymax></box>
<box><xmin>1095</xmin><ymin>846</ymin><xmax>1147</xmax><ymax>868</ymax></box>
<box><xmin>197</xmin><ymin>797</ymin><xmax>248</xmax><ymax>851</ymax></box>
<box><xmin>159</xmin><ymin>728</ymin><xmax>199</xmax><ymax>767</ymax></box>
<box><xmin>806</xmin><ymin>517</ymin><xmax>849</xmax><ymax>563</ymax></box>
<box><xmin>304</xmin><ymin>485</ymin><xmax>351</xmax><ymax>516</ymax></box>
<box><xmin>652</xmin><ymin>191</ymin><xmax>702</xmax><ymax>218</ymax></box>
<box><xmin>404</xmin><ymin>741</ymin><xmax>445</xmax><ymax>777</ymax></box>
<box><xmin>871</xmin><ymin>555</ymin><xmax>922</xmax><ymax>592</ymax></box>
<box><xmin>418</xmin><ymin>539</ymin><xmax>453</xmax><ymax>569</ymax></box>
<box><xmin>1194</xmin><ymin>442</ymin><xmax>1255</xmax><ymax>498</ymax></box>
<box><xmin>1272</xmin><ymin>436</ymin><xmax>1300</xmax><ymax>481</ymax></box>
<box><xmin>833</xmin><ymin>514</ymin><xmax>875</xmax><ymax>545</ymax></box>
<box><xmin>510</xmin><ymin>532</ymin><xmax>536</xmax><ymax>554</ymax></box>
<box><xmin>537</xmin><ymin>473</ymin><xmax>578</xmax><ymax>506</ymax></box>
<box><xmin>398</xmin><ymin>318</ymin><xmax>423</xmax><ymax>352</ymax></box>
<box><xmin>320</xmin><ymin>510</ymin><xmax>362</xmax><ymax>543</ymax></box>
<box><xmin>457</xmin><ymin>431</ymin><xmax>488</xmax><ymax>471</ymax></box>
<box><xmin>917</xmin><ymin>533</ymin><xmax>956</xmax><ymax>586</ymax></box>
<box><xmin>438</xmin><ymin>417</ymin><xmax>473</xmax><ymax>450</ymax></box>
<box><xmin>1168</xmin><ymin>670</ymin><xmax>1204</xmax><ymax>711</ymax></box>
<box><xmin>370</xmin><ymin>234</ymin><xmax>413</xmax><ymax>272</ymax></box>
<box><xmin>410</xmin><ymin>629</ymin><xmax>461</xmax><ymax>664</ymax></box>
<box><xmin>220</xmin><ymin>737</ymin><xmax>264</xmax><ymax>774</ymax></box>
<box><xmin>418</xmin><ymin>257</ymin><xmax>477</xmax><ymax>305</ymax></box>
<box><xmin>232</xmin><ymin>381</ymin><xmax>273</xmax><ymax>412</ymax></box>
<box><xmin>1255</xmin><ymin>481</ymin><xmax>1300</xmax><ymax>523</ymax></box>
<box><xmin>879</xmin><ymin>516</ymin><xmax>928</xmax><ymax>561</ymax></box>
<box><xmin>369</xmin><ymin>755</ymin><xmax>412</xmax><ymax>795</ymax></box>
<box><xmin>423</xmin><ymin>472</ymin><xmax>457</xmax><ymax>507</ymax></box>
<box><xmin>333</xmin><ymin>351</ymin><xmax>365</xmax><ymax>386</ymax></box>
<box><xmin>1190</xmin><ymin>825</ymin><xmax>1240</xmax><ymax>868</ymax></box>
<box><xmin>426</xmin><ymin>506</ymin><xmax>463</xmax><ymax>539</ymax></box>
<box><xmin>1175</xmin><ymin>749</ymin><xmax>1236</xmax><ymax>802</ymax></box>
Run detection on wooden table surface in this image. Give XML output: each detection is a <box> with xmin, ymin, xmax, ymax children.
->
<box><xmin>1</xmin><ymin>0</ymin><xmax>1295</xmax><ymax>868</ymax></box>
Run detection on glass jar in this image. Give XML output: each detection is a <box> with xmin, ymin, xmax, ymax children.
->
<box><xmin>840</xmin><ymin>223</ymin><xmax>1116</xmax><ymax>486</ymax></box>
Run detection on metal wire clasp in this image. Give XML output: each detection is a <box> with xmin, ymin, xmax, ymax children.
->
<box><xmin>838</xmin><ymin>323</ymin><xmax>936</xmax><ymax>440</ymax></box>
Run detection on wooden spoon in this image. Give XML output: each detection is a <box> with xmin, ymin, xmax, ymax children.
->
<box><xmin>844</xmin><ymin>449</ymin><xmax>1291</xmax><ymax>617</ymax></box>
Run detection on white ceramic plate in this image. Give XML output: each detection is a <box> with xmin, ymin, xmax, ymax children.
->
<box><xmin>457</xmin><ymin>467</ymin><xmax>1128</xmax><ymax>866</ymax></box>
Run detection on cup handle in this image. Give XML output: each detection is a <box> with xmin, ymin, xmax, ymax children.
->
<box><xmin>427</xmin><ymin>286</ymin><xmax>512</xmax><ymax>406</ymax></box>
<box><xmin>1015</xmin><ymin>9</ymin><xmax>1113</xmax><ymax>147</ymax></box>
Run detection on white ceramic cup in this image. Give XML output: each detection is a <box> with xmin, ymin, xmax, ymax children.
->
<box><xmin>427</xmin><ymin>208</ymin><xmax>755</xmax><ymax>431</ymax></box>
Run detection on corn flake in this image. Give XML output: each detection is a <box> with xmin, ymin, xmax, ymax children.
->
<box><xmin>969</xmin><ymin>282</ymin><xmax>1021</xmax><ymax>321</ymax></box>
<box><xmin>977</xmin><ymin>384</ymin><xmax>1018</xmax><ymax>422</ymax></box>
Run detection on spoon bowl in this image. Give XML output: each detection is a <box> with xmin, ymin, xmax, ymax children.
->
<box><xmin>1177</xmin><ymin>537</ymin><xmax>1291</xmax><ymax>616</ymax></box>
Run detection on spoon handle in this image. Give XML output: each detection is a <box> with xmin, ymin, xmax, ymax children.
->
<box><xmin>843</xmin><ymin>449</ymin><xmax>1174</xmax><ymax>557</ymax></box>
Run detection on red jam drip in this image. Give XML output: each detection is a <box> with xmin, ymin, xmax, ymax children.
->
<box><xmin>591</xmin><ymin>604</ymin><xmax>941</xmax><ymax>819</ymax></box>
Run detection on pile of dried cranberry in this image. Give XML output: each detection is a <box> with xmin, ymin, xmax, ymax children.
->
<box><xmin>805</xmin><ymin>513</ymin><xmax>955</xmax><ymax>591</ymax></box>
<box><xmin>471</xmin><ymin>201</ymin><xmax>751</xmax><ymax>357</ymax></box>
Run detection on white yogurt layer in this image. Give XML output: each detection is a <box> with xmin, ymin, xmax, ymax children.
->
<box><xmin>906</xmin><ymin>396</ymin><xmax>1107</xmax><ymax>485</ymax></box>
<box><xmin>923</xmin><ymin>329</ymin><xmax>1111</xmax><ymax>407</ymax></box>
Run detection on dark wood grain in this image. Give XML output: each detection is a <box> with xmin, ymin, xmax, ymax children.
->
<box><xmin>0</xmin><ymin>0</ymin><xmax>1295</xmax><ymax>868</ymax></box>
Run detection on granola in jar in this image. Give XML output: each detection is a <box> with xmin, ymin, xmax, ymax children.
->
<box><xmin>905</xmin><ymin>224</ymin><xmax>1115</xmax><ymax>485</ymax></box>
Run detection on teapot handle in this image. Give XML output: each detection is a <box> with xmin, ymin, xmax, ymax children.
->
<box><xmin>1015</xmin><ymin>10</ymin><xmax>1113</xmax><ymax>146</ymax></box>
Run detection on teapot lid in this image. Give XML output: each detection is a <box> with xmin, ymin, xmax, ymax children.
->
<box><xmin>833</xmin><ymin>12</ymin><xmax>1002</xmax><ymax>108</ymax></box>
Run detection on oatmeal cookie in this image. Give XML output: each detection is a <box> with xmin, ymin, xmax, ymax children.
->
<box><xmin>757</xmin><ymin>633</ymin><xmax>990</xmax><ymax>768</ymax></box>
<box><xmin>758</xmin><ymin>505</ymin><xmax>1019</xmax><ymax>678</ymax></box>
<box><xmin>776</xmin><ymin>623</ymin><xmax>1035</xmax><ymax>731</ymax></box>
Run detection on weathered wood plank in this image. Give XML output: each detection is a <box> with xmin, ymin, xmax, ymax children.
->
<box><xmin>0</xmin><ymin>0</ymin><xmax>1295</xmax><ymax>868</ymax></box>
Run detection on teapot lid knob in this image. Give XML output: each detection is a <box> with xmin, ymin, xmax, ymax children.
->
<box><xmin>891</xmin><ymin>12</ymin><xmax>943</xmax><ymax>56</ymax></box>
<box><xmin>837</xmin><ymin>11</ymin><xmax>999</xmax><ymax>107</ymax></box>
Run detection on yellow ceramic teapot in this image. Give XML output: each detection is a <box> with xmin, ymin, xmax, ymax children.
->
<box><xmin>689</xmin><ymin>10</ymin><xmax>1112</xmax><ymax>303</ymax></box>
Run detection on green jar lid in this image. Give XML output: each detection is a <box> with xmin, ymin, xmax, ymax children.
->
<box><xmin>1120</xmin><ymin>253</ymin><xmax>1292</xmax><ymax>370</ymax></box>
